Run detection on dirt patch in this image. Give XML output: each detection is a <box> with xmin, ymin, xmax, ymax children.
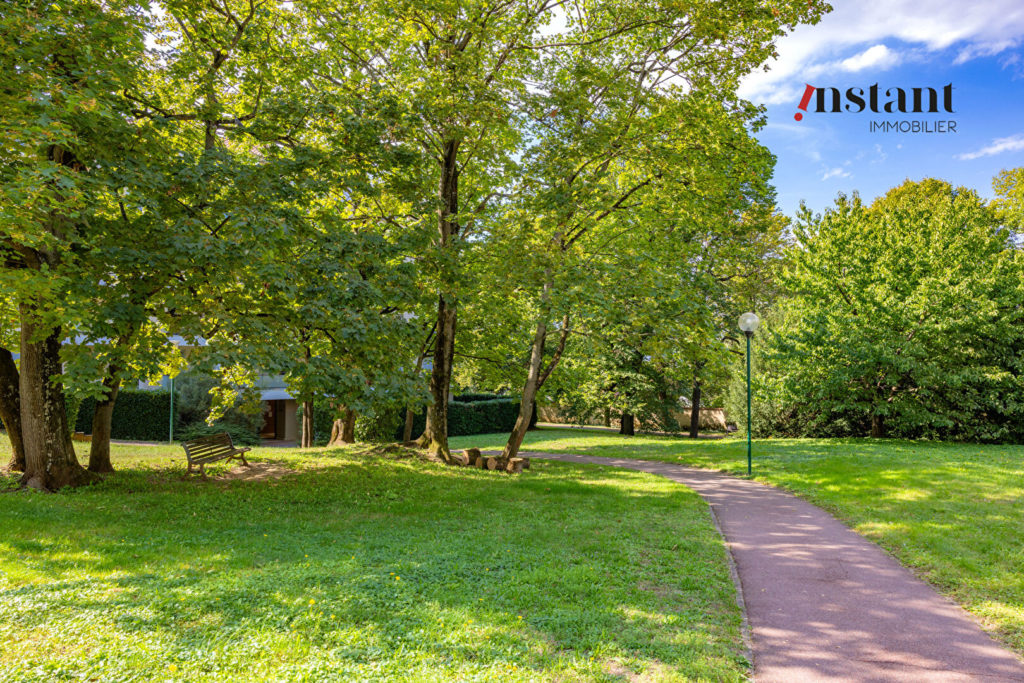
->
<box><xmin>215</xmin><ymin>461</ymin><xmax>296</xmax><ymax>482</ymax></box>
<box><xmin>378</xmin><ymin>443</ymin><xmax>431</xmax><ymax>459</ymax></box>
<box><xmin>602</xmin><ymin>658</ymin><xmax>669</xmax><ymax>682</ymax></box>
<box><xmin>635</xmin><ymin>580</ymin><xmax>681</xmax><ymax>599</ymax></box>
<box><xmin>366</xmin><ymin>443</ymin><xmax>446</xmax><ymax>464</ymax></box>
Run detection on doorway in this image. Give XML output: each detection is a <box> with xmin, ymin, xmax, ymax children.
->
<box><xmin>260</xmin><ymin>400</ymin><xmax>286</xmax><ymax>439</ymax></box>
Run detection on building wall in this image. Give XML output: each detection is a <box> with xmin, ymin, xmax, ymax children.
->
<box><xmin>537</xmin><ymin>405</ymin><xmax>729</xmax><ymax>431</ymax></box>
<box><xmin>283</xmin><ymin>400</ymin><xmax>298</xmax><ymax>441</ymax></box>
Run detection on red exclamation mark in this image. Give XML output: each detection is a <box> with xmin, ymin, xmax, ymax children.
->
<box><xmin>794</xmin><ymin>84</ymin><xmax>815</xmax><ymax>121</ymax></box>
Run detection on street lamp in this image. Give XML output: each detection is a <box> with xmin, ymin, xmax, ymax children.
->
<box><xmin>738</xmin><ymin>312</ymin><xmax>760</xmax><ymax>475</ymax></box>
<box><xmin>169</xmin><ymin>372</ymin><xmax>175</xmax><ymax>444</ymax></box>
<box><xmin>168</xmin><ymin>338</ymin><xmax>181</xmax><ymax>444</ymax></box>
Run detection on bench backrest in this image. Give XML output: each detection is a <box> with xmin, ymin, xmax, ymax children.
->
<box><xmin>182</xmin><ymin>432</ymin><xmax>237</xmax><ymax>461</ymax></box>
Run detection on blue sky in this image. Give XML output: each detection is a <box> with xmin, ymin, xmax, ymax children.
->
<box><xmin>738</xmin><ymin>0</ymin><xmax>1024</xmax><ymax>217</ymax></box>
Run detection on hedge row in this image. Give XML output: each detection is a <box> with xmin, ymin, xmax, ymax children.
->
<box><xmin>74</xmin><ymin>389</ymin><xmax>172</xmax><ymax>442</ymax></box>
<box><xmin>71</xmin><ymin>390</ymin><xmax>534</xmax><ymax>444</ymax></box>
<box><xmin>452</xmin><ymin>392</ymin><xmax>505</xmax><ymax>403</ymax></box>
<box><xmin>398</xmin><ymin>398</ymin><xmax>535</xmax><ymax>439</ymax></box>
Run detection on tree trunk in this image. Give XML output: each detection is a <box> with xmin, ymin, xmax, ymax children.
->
<box><xmin>18</xmin><ymin>313</ymin><xmax>94</xmax><ymax>490</ymax></box>
<box><xmin>603</xmin><ymin>406</ymin><xmax>611</xmax><ymax>428</ymax></box>
<box><xmin>301</xmin><ymin>400</ymin><xmax>314</xmax><ymax>448</ymax></box>
<box><xmin>619</xmin><ymin>412</ymin><xmax>635</xmax><ymax>436</ymax></box>
<box><xmin>0</xmin><ymin>347</ymin><xmax>25</xmax><ymax>472</ymax></box>
<box><xmin>503</xmin><ymin>306</ymin><xmax>569</xmax><ymax>461</ymax></box>
<box><xmin>328</xmin><ymin>408</ymin><xmax>356</xmax><ymax>446</ymax></box>
<box><xmin>418</xmin><ymin>296</ymin><xmax>456</xmax><ymax>460</ymax></box>
<box><xmin>342</xmin><ymin>409</ymin><xmax>355</xmax><ymax>442</ymax></box>
<box><xmin>403</xmin><ymin>327</ymin><xmax>435</xmax><ymax>444</ymax></box>
<box><xmin>402</xmin><ymin>408</ymin><xmax>415</xmax><ymax>443</ymax></box>
<box><xmin>689</xmin><ymin>381</ymin><xmax>702</xmax><ymax>439</ymax></box>
<box><xmin>417</xmin><ymin>139</ymin><xmax>460</xmax><ymax>462</ymax></box>
<box><xmin>501</xmin><ymin>312</ymin><xmax>548</xmax><ymax>461</ymax></box>
<box><xmin>871</xmin><ymin>414</ymin><xmax>885</xmax><ymax>438</ymax></box>
<box><xmin>87</xmin><ymin>368</ymin><xmax>121</xmax><ymax>473</ymax></box>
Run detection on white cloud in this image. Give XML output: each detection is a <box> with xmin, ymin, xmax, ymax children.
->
<box><xmin>956</xmin><ymin>133</ymin><xmax>1024</xmax><ymax>160</ymax></box>
<box><xmin>738</xmin><ymin>0</ymin><xmax>1024</xmax><ymax>106</ymax></box>
<box><xmin>954</xmin><ymin>40</ymin><xmax>1019</xmax><ymax>64</ymax></box>
<box><xmin>839</xmin><ymin>44</ymin><xmax>900</xmax><ymax>72</ymax></box>
<box><xmin>822</xmin><ymin>167</ymin><xmax>851</xmax><ymax>180</ymax></box>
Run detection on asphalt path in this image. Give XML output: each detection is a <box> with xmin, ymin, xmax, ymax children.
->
<box><xmin>513</xmin><ymin>451</ymin><xmax>1024</xmax><ymax>682</ymax></box>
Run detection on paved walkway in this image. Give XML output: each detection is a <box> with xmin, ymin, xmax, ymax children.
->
<box><xmin>534</xmin><ymin>422</ymin><xmax>724</xmax><ymax>439</ymax></box>
<box><xmin>517</xmin><ymin>451</ymin><xmax>1024</xmax><ymax>682</ymax></box>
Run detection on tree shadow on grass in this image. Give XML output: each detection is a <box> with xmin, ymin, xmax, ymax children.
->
<box><xmin>487</xmin><ymin>430</ymin><xmax>1024</xmax><ymax>657</ymax></box>
<box><xmin>0</xmin><ymin>451</ymin><xmax>748</xmax><ymax>681</ymax></box>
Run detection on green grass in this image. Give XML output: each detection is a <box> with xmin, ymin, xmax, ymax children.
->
<box><xmin>0</xmin><ymin>435</ymin><xmax>747</xmax><ymax>682</ymax></box>
<box><xmin>454</xmin><ymin>428</ymin><xmax>1024</xmax><ymax>655</ymax></box>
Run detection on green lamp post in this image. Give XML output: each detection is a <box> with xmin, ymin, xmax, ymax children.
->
<box><xmin>168</xmin><ymin>373</ymin><xmax>175</xmax><ymax>444</ymax></box>
<box><xmin>738</xmin><ymin>312</ymin><xmax>760</xmax><ymax>475</ymax></box>
<box><xmin>168</xmin><ymin>339</ymin><xmax>182</xmax><ymax>444</ymax></box>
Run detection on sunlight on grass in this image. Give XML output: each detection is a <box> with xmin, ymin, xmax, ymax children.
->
<box><xmin>0</xmin><ymin>434</ymin><xmax>746</xmax><ymax>682</ymax></box>
<box><xmin>450</xmin><ymin>428</ymin><xmax>1024</xmax><ymax>655</ymax></box>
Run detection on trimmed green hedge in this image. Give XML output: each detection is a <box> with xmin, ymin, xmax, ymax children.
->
<box><xmin>452</xmin><ymin>392</ymin><xmax>505</xmax><ymax>403</ymax></box>
<box><xmin>177</xmin><ymin>421</ymin><xmax>261</xmax><ymax>447</ymax></box>
<box><xmin>398</xmin><ymin>398</ymin><xmax>535</xmax><ymax>439</ymax></box>
<box><xmin>75</xmin><ymin>389</ymin><xmax>172</xmax><ymax>442</ymax></box>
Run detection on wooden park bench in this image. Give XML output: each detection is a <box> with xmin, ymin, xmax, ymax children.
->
<box><xmin>181</xmin><ymin>432</ymin><xmax>251</xmax><ymax>477</ymax></box>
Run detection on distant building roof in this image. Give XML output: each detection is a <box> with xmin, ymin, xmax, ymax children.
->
<box><xmin>260</xmin><ymin>388</ymin><xmax>293</xmax><ymax>401</ymax></box>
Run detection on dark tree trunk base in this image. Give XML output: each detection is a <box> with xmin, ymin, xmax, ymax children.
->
<box><xmin>0</xmin><ymin>348</ymin><xmax>25</xmax><ymax>472</ymax></box>
<box><xmin>689</xmin><ymin>382</ymin><xmax>702</xmax><ymax>439</ymax></box>
<box><xmin>19</xmin><ymin>317</ymin><xmax>94</xmax><ymax>491</ymax></box>
<box><xmin>87</xmin><ymin>370</ymin><xmax>121</xmax><ymax>474</ymax></box>
<box><xmin>619</xmin><ymin>412</ymin><xmax>635</xmax><ymax>436</ymax></box>
<box><xmin>327</xmin><ymin>410</ymin><xmax>357</xmax><ymax>446</ymax></box>
<box><xmin>21</xmin><ymin>464</ymin><xmax>99</xmax><ymax>491</ymax></box>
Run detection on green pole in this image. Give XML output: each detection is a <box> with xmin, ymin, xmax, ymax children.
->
<box><xmin>746</xmin><ymin>332</ymin><xmax>752</xmax><ymax>476</ymax></box>
<box><xmin>169</xmin><ymin>375</ymin><xmax>174</xmax><ymax>444</ymax></box>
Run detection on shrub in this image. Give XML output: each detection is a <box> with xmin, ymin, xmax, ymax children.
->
<box><xmin>177</xmin><ymin>421</ymin><xmax>261</xmax><ymax>447</ymax></box>
<box><xmin>74</xmin><ymin>381</ymin><xmax>261</xmax><ymax>443</ymax></box>
<box><xmin>173</xmin><ymin>371</ymin><xmax>263</xmax><ymax>435</ymax></box>
<box><xmin>397</xmin><ymin>398</ymin><xmax>525</xmax><ymax>439</ymax></box>
<box><xmin>357</xmin><ymin>406</ymin><xmax>406</xmax><ymax>443</ymax></box>
<box><xmin>75</xmin><ymin>390</ymin><xmax>172</xmax><ymax>442</ymax></box>
<box><xmin>452</xmin><ymin>392</ymin><xmax>505</xmax><ymax>403</ymax></box>
<box><xmin>174</xmin><ymin>371</ymin><xmax>217</xmax><ymax>427</ymax></box>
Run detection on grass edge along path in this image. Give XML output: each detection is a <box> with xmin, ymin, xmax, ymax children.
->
<box><xmin>0</xmin><ymin>437</ymin><xmax>748</xmax><ymax>682</ymax></box>
<box><xmin>452</xmin><ymin>428</ymin><xmax>1024</xmax><ymax>658</ymax></box>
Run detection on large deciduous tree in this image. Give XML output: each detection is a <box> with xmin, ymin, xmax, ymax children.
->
<box><xmin>767</xmin><ymin>180</ymin><xmax>1024</xmax><ymax>440</ymax></box>
<box><xmin>63</xmin><ymin>0</ymin><xmax>309</xmax><ymax>474</ymax></box>
<box><xmin>0</xmin><ymin>0</ymin><xmax>153</xmax><ymax>488</ymax></box>
<box><xmin>305</xmin><ymin>0</ymin><xmax>828</xmax><ymax>460</ymax></box>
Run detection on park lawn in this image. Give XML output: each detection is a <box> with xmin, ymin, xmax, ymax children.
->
<box><xmin>453</xmin><ymin>428</ymin><xmax>1024</xmax><ymax>655</ymax></box>
<box><xmin>0</xmin><ymin>436</ymin><xmax>747</xmax><ymax>682</ymax></box>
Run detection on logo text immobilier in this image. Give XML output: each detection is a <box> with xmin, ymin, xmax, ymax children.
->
<box><xmin>794</xmin><ymin>83</ymin><xmax>957</xmax><ymax>133</ymax></box>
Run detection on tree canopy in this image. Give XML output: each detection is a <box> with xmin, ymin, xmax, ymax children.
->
<box><xmin>1</xmin><ymin>0</ymin><xmax>837</xmax><ymax>488</ymax></box>
<box><xmin>756</xmin><ymin>180</ymin><xmax>1024</xmax><ymax>441</ymax></box>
